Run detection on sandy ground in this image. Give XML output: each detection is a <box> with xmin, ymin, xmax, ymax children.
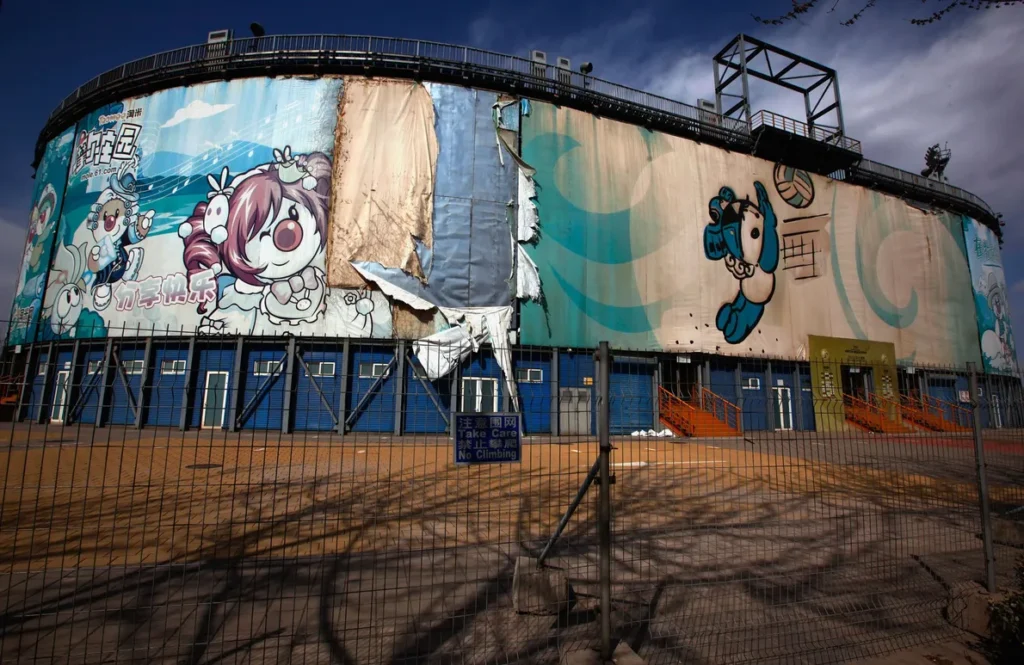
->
<box><xmin>0</xmin><ymin>423</ymin><xmax>1021</xmax><ymax>665</ymax></box>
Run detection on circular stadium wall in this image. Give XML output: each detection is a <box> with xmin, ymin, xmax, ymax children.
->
<box><xmin>5</xmin><ymin>39</ymin><xmax>1019</xmax><ymax>434</ymax></box>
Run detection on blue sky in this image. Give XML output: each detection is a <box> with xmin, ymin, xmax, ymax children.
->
<box><xmin>1</xmin><ymin>0</ymin><xmax>1022</xmax><ymax>345</ymax></box>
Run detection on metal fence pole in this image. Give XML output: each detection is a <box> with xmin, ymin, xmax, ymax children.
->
<box><xmin>596</xmin><ymin>341</ymin><xmax>612</xmax><ymax>661</ymax></box>
<box><xmin>968</xmin><ymin>362</ymin><xmax>997</xmax><ymax>592</ymax></box>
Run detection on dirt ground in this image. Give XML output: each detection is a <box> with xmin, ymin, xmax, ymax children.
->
<box><xmin>1</xmin><ymin>423</ymin><xmax>1022</xmax><ymax>665</ymax></box>
<box><xmin>1</xmin><ymin>424</ymin><xmax>1020</xmax><ymax>571</ymax></box>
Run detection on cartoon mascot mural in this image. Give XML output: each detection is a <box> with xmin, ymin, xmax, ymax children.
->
<box><xmin>179</xmin><ymin>146</ymin><xmax>332</xmax><ymax>334</ymax></box>
<box><xmin>703</xmin><ymin>182</ymin><xmax>779</xmax><ymax>344</ymax></box>
<box><xmin>85</xmin><ymin>157</ymin><xmax>155</xmax><ymax>311</ymax></box>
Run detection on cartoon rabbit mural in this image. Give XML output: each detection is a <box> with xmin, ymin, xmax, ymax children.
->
<box><xmin>43</xmin><ymin>242</ymin><xmax>90</xmax><ymax>337</ymax></box>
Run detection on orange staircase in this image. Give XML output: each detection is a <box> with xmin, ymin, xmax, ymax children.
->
<box><xmin>843</xmin><ymin>393</ymin><xmax>910</xmax><ymax>433</ymax></box>
<box><xmin>658</xmin><ymin>387</ymin><xmax>740</xmax><ymax>438</ymax></box>
<box><xmin>899</xmin><ymin>393</ymin><xmax>970</xmax><ymax>432</ymax></box>
<box><xmin>0</xmin><ymin>373</ymin><xmax>21</xmax><ymax>406</ymax></box>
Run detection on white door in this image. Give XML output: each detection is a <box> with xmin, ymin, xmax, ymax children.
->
<box><xmin>992</xmin><ymin>394</ymin><xmax>1003</xmax><ymax>429</ymax></box>
<box><xmin>462</xmin><ymin>377</ymin><xmax>498</xmax><ymax>413</ymax></box>
<box><xmin>201</xmin><ymin>371</ymin><xmax>229</xmax><ymax>428</ymax></box>
<box><xmin>774</xmin><ymin>386</ymin><xmax>793</xmax><ymax>431</ymax></box>
<box><xmin>51</xmin><ymin>370</ymin><xmax>70</xmax><ymax>423</ymax></box>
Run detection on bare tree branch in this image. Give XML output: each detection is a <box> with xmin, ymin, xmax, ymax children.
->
<box><xmin>753</xmin><ymin>0</ymin><xmax>1022</xmax><ymax>26</ymax></box>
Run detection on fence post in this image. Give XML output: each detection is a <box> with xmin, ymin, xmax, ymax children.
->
<box><xmin>968</xmin><ymin>362</ymin><xmax>997</xmax><ymax>592</ymax></box>
<box><xmin>596</xmin><ymin>341</ymin><xmax>612</xmax><ymax>661</ymax></box>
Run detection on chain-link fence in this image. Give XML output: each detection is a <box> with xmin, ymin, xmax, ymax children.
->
<box><xmin>0</xmin><ymin>330</ymin><xmax>1021</xmax><ymax>665</ymax></box>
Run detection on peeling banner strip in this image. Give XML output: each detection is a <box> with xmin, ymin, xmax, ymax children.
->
<box><xmin>413</xmin><ymin>305</ymin><xmax>520</xmax><ymax>412</ymax></box>
<box><xmin>328</xmin><ymin>77</ymin><xmax>439</xmax><ymax>288</ymax></box>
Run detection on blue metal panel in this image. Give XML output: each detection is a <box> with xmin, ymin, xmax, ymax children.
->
<box><xmin>149</xmin><ymin>346</ymin><xmax>189</xmax><ymax>427</ymax></box>
<box><xmin>191</xmin><ymin>347</ymin><xmax>235</xmax><ymax>429</ymax></box>
<box><xmin>294</xmin><ymin>349</ymin><xmax>344</xmax><ymax>432</ymax></box>
<box><xmin>76</xmin><ymin>348</ymin><xmax>106</xmax><ymax>424</ymax></box>
<box><xmin>240</xmin><ymin>347</ymin><xmax>286</xmax><ymax>431</ymax></box>
<box><xmin>24</xmin><ymin>350</ymin><xmax>49</xmax><ymax>421</ymax></box>
<box><xmin>109</xmin><ymin>348</ymin><xmax>144</xmax><ymax>425</ymax></box>
<box><xmin>514</xmin><ymin>353</ymin><xmax>551</xmax><ymax>434</ymax></box>
<box><xmin>348</xmin><ymin>348</ymin><xmax>396</xmax><ymax>433</ymax></box>
<box><xmin>403</xmin><ymin>360</ymin><xmax>449</xmax><ymax>434</ymax></box>
<box><xmin>710</xmin><ymin>359</ymin><xmax>738</xmax><ymax>403</ymax></box>
<box><xmin>927</xmin><ymin>374</ymin><xmax>959</xmax><ymax>422</ymax></box>
<box><xmin>741</xmin><ymin>368</ymin><xmax>769</xmax><ymax>431</ymax></box>
<box><xmin>610</xmin><ymin>360</ymin><xmax>653</xmax><ymax>434</ymax></box>
<box><xmin>799</xmin><ymin>366</ymin><xmax>816</xmax><ymax>431</ymax></box>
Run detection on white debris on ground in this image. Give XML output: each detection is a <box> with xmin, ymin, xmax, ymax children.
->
<box><xmin>630</xmin><ymin>429</ymin><xmax>675</xmax><ymax>438</ymax></box>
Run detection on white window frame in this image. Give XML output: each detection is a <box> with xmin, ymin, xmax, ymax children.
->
<box><xmin>306</xmin><ymin>360</ymin><xmax>336</xmax><ymax>378</ymax></box>
<box><xmin>121</xmin><ymin>359</ymin><xmax>144</xmax><ymax>375</ymax></box>
<box><xmin>86</xmin><ymin>360</ymin><xmax>103</xmax><ymax>375</ymax></box>
<box><xmin>516</xmin><ymin>368</ymin><xmax>543</xmax><ymax>384</ymax></box>
<box><xmin>160</xmin><ymin>359</ymin><xmax>187</xmax><ymax>375</ymax></box>
<box><xmin>253</xmin><ymin>359</ymin><xmax>282</xmax><ymax>376</ymax></box>
<box><xmin>358</xmin><ymin>362</ymin><xmax>390</xmax><ymax>379</ymax></box>
<box><xmin>37</xmin><ymin>363</ymin><xmax>48</xmax><ymax>377</ymax></box>
<box><xmin>201</xmin><ymin>371</ymin><xmax>230</xmax><ymax>429</ymax></box>
<box><xmin>742</xmin><ymin>377</ymin><xmax>761</xmax><ymax>391</ymax></box>
<box><xmin>461</xmin><ymin>376</ymin><xmax>499</xmax><ymax>413</ymax></box>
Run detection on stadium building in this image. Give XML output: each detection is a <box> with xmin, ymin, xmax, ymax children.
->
<box><xmin>5</xmin><ymin>32</ymin><xmax>1019</xmax><ymax>436</ymax></box>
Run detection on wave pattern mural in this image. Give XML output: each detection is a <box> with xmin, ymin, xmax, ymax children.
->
<box><xmin>519</xmin><ymin>101</ymin><xmax>987</xmax><ymax>368</ymax></box>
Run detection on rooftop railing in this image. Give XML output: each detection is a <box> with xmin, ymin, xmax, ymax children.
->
<box><xmin>39</xmin><ymin>34</ymin><xmax>999</xmax><ymax>230</ymax></box>
<box><xmin>751</xmin><ymin>110</ymin><xmax>863</xmax><ymax>154</ymax></box>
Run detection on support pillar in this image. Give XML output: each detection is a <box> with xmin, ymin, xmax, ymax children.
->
<box><xmin>229</xmin><ymin>336</ymin><xmax>243</xmax><ymax>432</ymax></box>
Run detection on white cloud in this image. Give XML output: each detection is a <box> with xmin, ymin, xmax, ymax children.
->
<box><xmin>160</xmin><ymin>99</ymin><xmax>234</xmax><ymax>129</ymax></box>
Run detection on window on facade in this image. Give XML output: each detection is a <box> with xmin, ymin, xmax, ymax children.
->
<box><xmin>358</xmin><ymin>362</ymin><xmax>390</xmax><ymax>379</ymax></box>
<box><xmin>253</xmin><ymin>360</ymin><xmax>282</xmax><ymax>376</ymax></box>
<box><xmin>37</xmin><ymin>363</ymin><xmax>48</xmax><ymax>377</ymax></box>
<box><xmin>305</xmin><ymin>361</ymin><xmax>336</xmax><ymax>378</ymax></box>
<box><xmin>742</xmin><ymin>377</ymin><xmax>761</xmax><ymax>391</ymax></box>
<box><xmin>86</xmin><ymin>360</ymin><xmax>103</xmax><ymax>375</ymax></box>
<box><xmin>515</xmin><ymin>368</ymin><xmax>543</xmax><ymax>384</ymax></box>
<box><xmin>462</xmin><ymin>377</ymin><xmax>498</xmax><ymax>413</ymax></box>
<box><xmin>122</xmin><ymin>359</ymin><xmax>144</xmax><ymax>375</ymax></box>
<box><xmin>160</xmin><ymin>359</ymin><xmax>187</xmax><ymax>375</ymax></box>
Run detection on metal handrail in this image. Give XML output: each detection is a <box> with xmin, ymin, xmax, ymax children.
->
<box><xmin>658</xmin><ymin>386</ymin><xmax>697</xmax><ymax>437</ymax></box>
<box><xmin>37</xmin><ymin>33</ymin><xmax>1000</xmax><ymax>232</ymax></box>
<box><xmin>751</xmin><ymin>110</ymin><xmax>863</xmax><ymax>154</ymax></box>
<box><xmin>698</xmin><ymin>387</ymin><xmax>741</xmax><ymax>431</ymax></box>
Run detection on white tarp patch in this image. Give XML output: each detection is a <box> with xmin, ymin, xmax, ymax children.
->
<box><xmin>351</xmin><ymin>262</ymin><xmax>435</xmax><ymax>311</ymax></box>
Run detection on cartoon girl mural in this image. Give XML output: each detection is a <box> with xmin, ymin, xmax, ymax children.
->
<box><xmin>84</xmin><ymin>157</ymin><xmax>155</xmax><ymax>311</ymax></box>
<box><xmin>703</xmin><ymin>182</ymin><xmax>779</xmax><ymax>344</ymax></box>
<box><xmin>178</xmin><ymin>147</ymin><xmax>332</xmax><ymax>334</ymax></box>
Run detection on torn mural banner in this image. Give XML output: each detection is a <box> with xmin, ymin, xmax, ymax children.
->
<box><xmin>412</xmin><ymin>306</ymin><xmax>519</xmax><ymax>412</ymax></box>
<box><xmin>328</xmin><ymin>77</ymin><xmax>438</xmax><ymax>288</ymax></box>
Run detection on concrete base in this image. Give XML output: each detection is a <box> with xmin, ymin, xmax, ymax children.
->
<box><xmin>991</xmin><ymin>516</ymin><xmax>1024</xmax><ymax>547</ymax></box>
<box><xmin>561</xmin><ymin>642</ymin><xmax>645</xmax><ymax>665</ymax></box>
<box><xmin>512</xmin><ymin>556</ymin><xmax>572</xmax><ymax>615</ymax></box>
<box><xmin>946</xmin><ymin>582</ymin><xmax>1004</xmax><ymax>638</ymax></box>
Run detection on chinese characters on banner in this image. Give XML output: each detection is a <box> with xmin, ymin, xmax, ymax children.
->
<box><xmin>113</xmin><ymin>269</ymin><xmax>217</xmax><ymax>312</ymax></box>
